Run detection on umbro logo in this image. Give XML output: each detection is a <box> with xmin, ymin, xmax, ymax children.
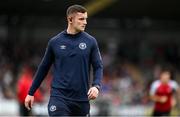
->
<box><xmin>60</xmin><ymin>45</ymin><xmax>66</xmax><ymax>49</ymax></box>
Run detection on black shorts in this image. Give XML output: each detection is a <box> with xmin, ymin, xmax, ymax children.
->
<box><xmin>152</xmin><ymin>110</ymin><xmax>171</xmax><ymax>116</ymax></box>
<box><xmin>48</xmin><ymin>96</ymin><xmax>90</xmax><ymax>116</ymax></box>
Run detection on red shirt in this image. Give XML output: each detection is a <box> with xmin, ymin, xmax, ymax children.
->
<box><xmin>17</xmin><ymin>68</ymin><xmax>43</xmax><ymax>104</ymax></box>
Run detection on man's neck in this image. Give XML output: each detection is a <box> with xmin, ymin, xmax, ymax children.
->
<box><xmin>66</xmin><ymin>27</ymin><xmax>80</xmax><ymax>35</ymax></box>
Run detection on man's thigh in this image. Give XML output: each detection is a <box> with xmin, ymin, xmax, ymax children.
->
<box><xmin>48</xmin><ymin>96</ymin><xmax>70</xmax><ymax>116</ymax></box>
<box><xmin>71</xmin><ymin>101</ymin><xmax>90</xmax><ymax>116</ymax></box>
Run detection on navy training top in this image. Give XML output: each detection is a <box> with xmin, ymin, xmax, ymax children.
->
<box><xmin>28</xmin><ymin>30</ymin><xmax>103</xmax><ymax>101</ymax></box>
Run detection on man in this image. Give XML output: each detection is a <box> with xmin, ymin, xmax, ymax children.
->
<box><xmin>150</xmin><ymin>67</ymin><xmax>179</xmax><ymax>116</ymax></box>
<box><xmin>25</xmin><ymin>4</ymin><xmax>103</xmax><ymax>116</ymax></box>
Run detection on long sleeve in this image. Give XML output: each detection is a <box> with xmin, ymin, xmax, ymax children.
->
<box><xmin>91</xmin><ymin>39</ymin><xmax>103</xmax><ymax>89</ymax></box>
<box><xmin>28</xmin><ymin>40</ymin><xmax>54</xmax><ymax>96</ymax></box>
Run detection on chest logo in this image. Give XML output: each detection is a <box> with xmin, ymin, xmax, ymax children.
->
<box><xmin>50</xmin><ymin>105</ymin><xmax>56</xmax><ymax>112</ymax></box>
<box><xmin>60</xmin><ymin>45</ymin><xmax>66</xmax><ymax>49</ymax></box>
<box><xmin>79</xmin><ymin>43</ymin><xmax>87</xmax><ymax>50</ymax></box>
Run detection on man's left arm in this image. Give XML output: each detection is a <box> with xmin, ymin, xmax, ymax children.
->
<box><xmin>88</xmin><ymin>39</ymin><xmax>103</xmax><ymax>100</ymax></box>
<box><xmin>171</xmin><ymin>81</ymin><xmax>180</xmax><ymax>107</ymax></box>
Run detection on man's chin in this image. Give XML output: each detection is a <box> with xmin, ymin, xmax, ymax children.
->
<box><xmin>82</xmin><ymin>28</ymin><xmax>86</xmax><ymax>31</ymax></box>
<box><xmin>79</xmin><ymin>29</ymin><xmax>85</xmax><ymax>32</ymax></box>
<box><xmin>76</xmin><ymin>28</ymin><xmax>85</xmax><ymax>32</ymax></box>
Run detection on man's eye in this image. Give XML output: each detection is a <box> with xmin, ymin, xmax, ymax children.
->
<box><xmin>79</xmin><ymin>18</ymin><xmax>85</xmax><ymax>20</ymax></box>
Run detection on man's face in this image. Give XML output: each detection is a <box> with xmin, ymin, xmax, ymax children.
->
<box><xmin>160</xmin><ymin>71</ymin><xmax>170</xmax><ymax>83</ymax></box>
<box><xmin>69</xmin><ymin>12</ymin><xmax>87</xmax><ymax>32</ymax></box>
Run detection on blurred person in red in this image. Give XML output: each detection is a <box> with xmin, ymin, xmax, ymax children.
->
<box><xmin>17</xmin><ymin>64</ymin><xmax>43</xmax><ymax>116</ymax></box>
<box><xmin>150</xmin><ymin>67</ymin><xmax>180</xmax><ymax>116</ymax></box>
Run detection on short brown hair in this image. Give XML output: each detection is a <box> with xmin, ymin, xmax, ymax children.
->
<box><xmin>160</xmin><ymin>65</ymin><xmax>175</xmax><ymax>79</ymax></box>
<box><xmin>66</xmin><ymin>4</ymin><xmax>87</xmax><ymax>17</ymax></box>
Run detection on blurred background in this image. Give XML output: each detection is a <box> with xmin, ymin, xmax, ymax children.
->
<box><xmin>0</xmin><ymin>0</ymin><xmax>180</xmax><ymax>116</ymax></box>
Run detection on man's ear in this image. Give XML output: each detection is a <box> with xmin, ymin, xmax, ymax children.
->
<box><xmin>69</xmin><ymin>17</ymin><xmax>72</xmax><ymax>22</ymax></box>
<box><xmin>68</xmin><ymin>16</ymin><xmax>73</xmax><ymax>23</ymax></box>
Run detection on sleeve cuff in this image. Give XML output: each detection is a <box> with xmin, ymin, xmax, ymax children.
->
<box><xmin>28</xmin><ymin>91</ymin><xmax>34</xmax><ymax>96</ymax></box>
<box><xmin>93</xmin><ymin>85</ymin><xmax>101</xmax><ymax>91</ymax></box>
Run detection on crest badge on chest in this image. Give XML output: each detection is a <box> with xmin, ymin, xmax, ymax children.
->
<box><xmin>79</xmin><ymin>43</ymin><xmax>87</xmax><ymax>50</ymax></box>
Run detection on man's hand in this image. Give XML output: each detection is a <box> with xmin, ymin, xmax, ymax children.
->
<box><xmin>87</xmin><ymin>87</ymin><xmax>99</xmax><ymax>100</ymax></box>
<box><xmin>24</xmin><ymin>95</ymin><xmax>34</xmax><ymax>110</ymax></box>
<box><xmin>159</xmin><ymin>96</ymin><xmax>168</xmax><ymax>103</ymax></box>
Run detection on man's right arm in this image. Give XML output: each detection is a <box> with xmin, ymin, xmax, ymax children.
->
<box><xmin>150</xmin><ymin>95</ymin><xmax>168</xmax><ymax>103</ymax></box>
<box><xmin>28</xmin><ymin>40</ymin><xmax>54</xmax><ymax>95</ymax></box>
<box><xmin>25</xmin><ymin>40</ymin><xmax>54</xmax><ymax>109</ymax></box>
<box><xmin>149</xmin><ymin>81</ymin><xmax>168</xmax><ymax>103</ymax></box>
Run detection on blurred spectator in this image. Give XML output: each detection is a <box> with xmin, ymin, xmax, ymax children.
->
<box><xmin>149</xmin><ymin>67</ymin><xmax>180</xmax><ymax>116</ymax></box>
<box><xmin>1</xmin><ymin>63</ymin><xmax>15</xmax><ymax>99</ymax></box>
<box><xmin>17</xmin><ymin>64</ymin><xmax>44</xmax><ymax>116</ymax></box>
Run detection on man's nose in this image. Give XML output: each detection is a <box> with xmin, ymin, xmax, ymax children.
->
<box><xmin>84</xmin><ymin>20</ymin><xmax>87</xmax><ymax>25</ymax></box>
